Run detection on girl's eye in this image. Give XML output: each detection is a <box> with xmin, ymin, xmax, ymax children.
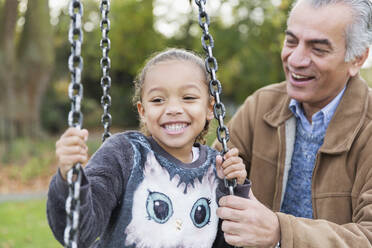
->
<box><xmin>151</xmin><ymin>98</ymin><xmax>163</xmax><ymax>103</ymax></box>
<box><xmin>183</xmin><ymin>96</ymin><xmax>197</xmax><ymax>100</ymax></box>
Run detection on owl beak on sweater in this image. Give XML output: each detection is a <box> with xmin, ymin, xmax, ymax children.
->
<box><xmin>175</xmin><ymin>219</ymin><xmax>183</xmax><ymax>230</ymax></box>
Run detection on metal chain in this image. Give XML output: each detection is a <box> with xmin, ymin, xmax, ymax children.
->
<box><xmin>65</xmin><ymin>1</ymin><xmax>84</xmax><ymax>247</ymax></box>
<box><xmin>194</xmin><ymin>0</ymin><xmax>237</xmax><ymax>196</ymax></box>
<box><xmin>99</xmin><ymin>0</ymin><xmax>112</xmax><ymax>142</ymax></box>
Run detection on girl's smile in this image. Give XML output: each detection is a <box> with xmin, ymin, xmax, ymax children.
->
<box><xmin>162</xmin><ymin>122</ymin><xmax>189</xmax><ymax>135</ymax></box>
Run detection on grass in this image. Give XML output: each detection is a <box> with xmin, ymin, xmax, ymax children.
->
<box><xmin>0</xmin><ymin>132</ymin><xmax>103</xmax><ymax>248</ymax></box>
<box><xmin>0</xmin><ymin>199</ymin><xmax>62</xmax><ymax>248</ymax></box>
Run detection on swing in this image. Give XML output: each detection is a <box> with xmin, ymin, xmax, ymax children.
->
<box><xmin>63</xmin><ymin>1</ymin><xmax>235</xmax><ymax>247</ymax></box>
<box><xmin>64</xmin><ymin>1</ymin><xmax>112</xmax><ymax>247</ymax></box>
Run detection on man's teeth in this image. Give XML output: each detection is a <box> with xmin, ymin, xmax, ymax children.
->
<box><xmin>292</xmin><ymin>72</ymin><xmax>309</xmax><ymax>79</ymax></box>
<box><xmin>164</xmin><ymin>123</ymin><xmax>187</xmax><ymax>131</ymax></box>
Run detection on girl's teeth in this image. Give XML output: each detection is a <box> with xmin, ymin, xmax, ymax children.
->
<box><xmin>165</xmin><ymin>123</ymin><xmax>187</xmax><ymax>131</ymax></box>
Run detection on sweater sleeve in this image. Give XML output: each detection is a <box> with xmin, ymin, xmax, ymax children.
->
<box><xmin>216</xmin><ymin>178</ymin><xmax>251</xmax><ymax>202</ymax></box>
<box><xmin>46</xmin><ymin>134</ymin><xmax>134</xmax><ymax>248</ymax></box>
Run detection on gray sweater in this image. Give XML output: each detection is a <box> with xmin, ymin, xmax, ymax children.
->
<box><xmin>47</xmin><ymin>131</ymin><xmax>249</xmax><ymax>248</ymax></box>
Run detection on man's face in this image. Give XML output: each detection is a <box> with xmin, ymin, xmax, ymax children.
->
<box><xmin>281</xmin><ymin>1</ymin><xmax>356</xmax><ymax>113</ymax></box>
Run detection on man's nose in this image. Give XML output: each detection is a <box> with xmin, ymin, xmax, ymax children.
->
<box><xmin>288</xmin><ymin>44</ymin><xmax>311</xmax><ymax>68</ymax></box>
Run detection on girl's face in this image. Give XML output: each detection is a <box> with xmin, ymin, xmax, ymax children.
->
<box><xmin>137</xmin><ymin>60</ymin><xmax>214</xmax><ymax>162</ymax></box>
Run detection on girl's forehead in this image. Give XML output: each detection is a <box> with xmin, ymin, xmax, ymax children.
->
<box><xmin>142</xmin><ymin>61</ymin><xmax>208</xmax><ymax>94</ymax></box>
<box><xmin>149</xmin><ymin>59</ymin><xmax>203</xmax><ymax>71</ymax></box>
<box><xmin>145</xmin><ymin>60</ymin><xmax>206</xmax><ymax>82</ymax></box>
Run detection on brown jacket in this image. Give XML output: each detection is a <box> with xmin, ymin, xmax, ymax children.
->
<box><xmin>216</xmin><ymin>76</ymin><xmax>372</xmax><ymax>247</ymax></box>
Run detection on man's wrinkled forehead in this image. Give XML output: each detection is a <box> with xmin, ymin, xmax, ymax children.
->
<box><xmin>286</xmin><ymin>0</ymin><xmax>352</xmax><ymax>40</ymax></box>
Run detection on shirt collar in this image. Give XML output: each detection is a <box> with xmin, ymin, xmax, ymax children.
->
<box><xmin>289</xmin><ymin>85</ymin><xmax>346</xmax><ymax>131</ymax></box>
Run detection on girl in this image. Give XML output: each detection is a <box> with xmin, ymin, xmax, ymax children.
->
<box><xmin>47</xmin><ymin>48</ymin><xmax>250</xmax><ymax>248</ymax></box>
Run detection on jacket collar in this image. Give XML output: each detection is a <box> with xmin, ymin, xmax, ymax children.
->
<box><xmin>263</xmin><ymin>76</ymin><xmax>369</xmax><ymax>153</ymax></box>
<box><xmin>263</xmin><ymin>84</ymin><xmax>292</xmax><ymax>127</ymax></box>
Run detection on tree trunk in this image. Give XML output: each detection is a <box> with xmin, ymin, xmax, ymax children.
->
<box><xmin>0</xmin><ymin>0</ymin><xmax>54</xmax><ymax>142</ymax></box>
<box><xmin>17</xmin><ymin>0</ymin><xmax>54</xmax><ymax>138</ymax></box>
<box><xmin>0</xmin><ymin>0</ymin><xmax>18</xmax><ymax>161</ymax></box>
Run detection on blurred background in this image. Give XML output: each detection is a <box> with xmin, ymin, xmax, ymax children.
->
<box><xmin>1</xmin><ymin>0</ymin><xmax>371</xmax><ymax>247</ymax></box>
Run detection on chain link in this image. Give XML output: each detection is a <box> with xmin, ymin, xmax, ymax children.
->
<box><xmin>194</xmin><ymin>0</ymin><xmax>237</xmax><ymax>195</ymax></box>
<box><xmin>100</xmin><ymin>0</ymin><xmax>112</xmax><ymax>142</ymax></box>
<box><xmin>65</xmin><ymin>1</ymin><xmax>84</xmax><ymax>247</ymax></box>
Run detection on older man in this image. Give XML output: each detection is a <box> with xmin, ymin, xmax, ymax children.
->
<box><xmin>215</xmin><ymin>0</ymin><xmax>372</xmax><ymax>247</ymax></box>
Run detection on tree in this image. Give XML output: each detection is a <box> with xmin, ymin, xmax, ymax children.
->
<box><xmin>0</xmin><ymin>0</ymin><xmax>54</xmax><ymax>144</ymax></box>
<box><xmin>39</xmin><ymin>0</ymin><xmax>167</xmax><ymax>134</ymax></box>
<box><xmin>168</xmin><ymin>0</ymin><xmax>293</xmax><ymax>106</ymax></box>
<box><xmin>0</xmin><ymin>0</ymin><xmax>17</xmax><ymax>158</ymax></box>
<box><xmin>78</xmin><ymin>0</ymin><xmax>166</xmax><ymax>128</ymax></box>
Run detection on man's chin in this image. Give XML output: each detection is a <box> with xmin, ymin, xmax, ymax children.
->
<box><xmin>286</xmin><ymin>86</ymin><xmax>310</xmax><ymax>103</ymax></box>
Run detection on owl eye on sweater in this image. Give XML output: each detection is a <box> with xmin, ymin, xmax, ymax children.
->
<box><xmin>125</xmin><ymin>152</ymin><xmax>219</xmax><ymax>248</ymax></box>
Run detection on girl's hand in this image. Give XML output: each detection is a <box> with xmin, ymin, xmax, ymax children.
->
<box><xmin>55</xmin><ymin>127</ymin><xmax>89</xmax><ymax>180</ymax></box>
<box><xmin>216</xmin><ymin>147</ymin><xmax>247</xmax><ymax>185</ymax></box>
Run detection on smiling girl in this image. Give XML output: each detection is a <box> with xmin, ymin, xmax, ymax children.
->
<box><xmin>47</xmin><ymin>48</ymin><xmax>250</xmax><ymax>248</ymax></box>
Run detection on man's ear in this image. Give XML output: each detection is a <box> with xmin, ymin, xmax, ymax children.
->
<box><xmin>349</xmin><ymin>48</ymin><xmax>369</xmax><ymax>77</ymax></box>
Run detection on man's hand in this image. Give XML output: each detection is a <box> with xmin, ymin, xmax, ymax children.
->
<box><xmin>217</xmin><ymin>190</ymin><xmax>281</xmax><ymax>248</ymax></box>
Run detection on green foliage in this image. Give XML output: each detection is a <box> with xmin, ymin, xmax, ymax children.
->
<box><xmin>7</xmin><ymin>156</ymin><xmax>53</xmax><ymax>183</ymax></box>
<box><xmin>42</xmin><ymin>0</ymin><xmax>167</xmax><ymax>132</ymax></box>
<box><xmin>41</xmin><ymin>0</ymin><xmax>296</xmax><ymax>134</ymax></box>
<box><xmin>86</xmin><ymin>136</ymin><xmax>102</xmax><ymax>156</ymax></box>
<box><xmin>40</xmin><ymin>80</ymin><xmax>69</xmax><ymax>134</ymax></box>
<box><xmin>0</xmin><ymin>134</ymin><xmax>101</xmax><ymax>191</ymax></box>
<box><xmin>0</xmin><ymin>199</ymin><xmax>61</xmax><ymax>248</ymax></box>
<box><xmin>361</xmin><ymin>68</ymin><xmax>372</xmax><ymax>87</ymax></box>
<box><xmin>110</xmin><ymin>0</ymin><xmax>165</xmax><ymax>75</ymax></box>
<box><xmin>1</xmin><ymin>132</ymin><xmax>101</xmax><ymax>162</ymax></box>
<box><xmin>206</xmin><ymin>119</ymin><xmax>218</xmax><ymax>146</ymax></box>
<box><xmin>215</xmin><ymin>0</ymin><xmax>289</xmax><ymax>102</ymax></box>
<box><xmin>1</xmin><ymin>137</ymin><xmax>54</xmax><ymax>164</ymax></box>
<box><xmin>166</xmin><ymin>0</ymin><xmax>293</xmax><ymax>105</ymax></box>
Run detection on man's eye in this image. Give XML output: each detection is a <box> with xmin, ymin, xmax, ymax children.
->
<box><xmin>313</xmin><ymin>47</ymin><xmax>327</xmax><ymax>54</ymax></box>
<box><xmin>285</xmin><ymin>39</ymin><xmax>297</xmax><ymax>46</ymax></box>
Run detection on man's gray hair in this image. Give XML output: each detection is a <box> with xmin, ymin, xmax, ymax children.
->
<box><xmin>292</xmin><ymin>0</ymin><xmax>372</xmax><ymax>62</ymax></box>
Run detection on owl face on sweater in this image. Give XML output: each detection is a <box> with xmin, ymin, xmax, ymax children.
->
<box><xmin>125</xmin><ymin>152</ymin><xmax>219</xmax><ymax>248</ymax></box>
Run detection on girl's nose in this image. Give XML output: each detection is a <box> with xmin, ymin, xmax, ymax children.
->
<box><xmin>165</xmin><ymin>102</ymin><xmax>183</xmax><ymax>115</ymax></box>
